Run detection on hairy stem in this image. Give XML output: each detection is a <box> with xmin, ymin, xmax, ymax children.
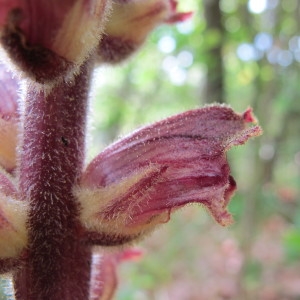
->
<box><xmin>14</xmin><ymin>60</ymin><xmax>92</xmax><ymax>300</ymax></box>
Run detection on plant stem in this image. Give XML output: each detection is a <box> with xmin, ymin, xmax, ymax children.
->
<box><xmin>14</xmin><ymin>60</ymin><xmax>92</xmax><ymax>300</ymax></box>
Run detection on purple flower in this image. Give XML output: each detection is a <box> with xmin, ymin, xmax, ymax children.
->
<box><xmin>97</xmin><ymin>0</ymin><xmax>193</xmax><ymax>63</ymax></box>
<box><xmin>77</xmin><ymin>106</ymin><xmax>261</xmax><ymax>244</ymax></box>
<box><xmin>0</xmin><ymin>0</ymin><xmax>111</xmax><ymax>82</ymax></box>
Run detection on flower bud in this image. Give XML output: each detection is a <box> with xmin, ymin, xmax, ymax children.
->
<box><xmin>96</xmin><ymin>0</ymin><xmax>192</xmax><ymax>64</ymax></box>
<box><xmin>0</xmin><ymin>0</ymin><xmax>111</xmax><ymax>83</ymax></box>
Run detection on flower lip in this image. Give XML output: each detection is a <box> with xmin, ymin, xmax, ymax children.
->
<box><xmin>126</xmin><ymin>174</ymin><xmax>237</xmax><ymax>228</ymax></box>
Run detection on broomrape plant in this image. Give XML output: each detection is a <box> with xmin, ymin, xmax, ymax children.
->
<box><xmin>0</xmin><ymin>1</ymin><xmax>262</xmax><ymax>299</ymax></box>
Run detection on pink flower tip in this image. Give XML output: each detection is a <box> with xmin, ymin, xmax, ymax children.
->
<box><xmin>117</xmin><ymin>248</ymin><xmax>144</xmax><ymax>262</ymax></box>
<box><xmin>166</xmin><ymin>0</ymin><xmax>193</xmax><ymax>23</ymax></box>
<box><xmin>165</xmin><ymin>11</ymin><xmax>193</xmax><ymax>23</ymax></box>
<box><xmin>243</xmin><ymin>107</ymin><xmax>257</xmax><ymax>124</ymax></box>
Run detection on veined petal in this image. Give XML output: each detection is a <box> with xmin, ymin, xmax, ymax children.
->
<box><xmin>96</xmin><ymin>0</ymin><xmax>192</xmax><ymax>64</ymax></box>
<box><xmin>0</xmin><ymin>62</ymin><xmax>19</xmax><ymax>171</ymax></box>
<box><xmin>0</xmin><ymin>168</ymin><xmax>28</xmax><ymax>259</ymax></box>
<box><xmin>0</xmin><ymin>0</ymin><xmax>111</xmax><ymax>82</ymax></box>
<box><xmin>77</xmin><ymin>105</ymin><xmax>262</xmax><ymax>246</ymax></box>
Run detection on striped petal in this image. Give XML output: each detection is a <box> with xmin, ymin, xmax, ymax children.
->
<box><xmin>77</xmin><ymin>105</ymin><xmax>262</xmax><ymax>246</ymax></box>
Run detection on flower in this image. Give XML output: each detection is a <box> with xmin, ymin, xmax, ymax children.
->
<box><xmin>96</xmin><ymin>0</ymin><xmax>193</xmax><ymax>63</ymax></box>
<box><xmin>77</xmin><ymin>106</ymin><xmax>262</xmax><ymax>246</ymax></box>
<box><xmin>0</xmin><ymin>0</ymin><xmax>111</xmax><ymax>82</ymax></box>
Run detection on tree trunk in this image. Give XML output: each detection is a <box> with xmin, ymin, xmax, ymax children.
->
<box><xmin>203</xmin><ymin>0</ymin><xmax>225</xmax><ymax>103</ymax></box>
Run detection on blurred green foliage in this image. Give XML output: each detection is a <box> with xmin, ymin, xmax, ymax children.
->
<box><xmin>284</xmin><ymin>229</ymin><xmax>300</xmax><ymax>262</ymax></box>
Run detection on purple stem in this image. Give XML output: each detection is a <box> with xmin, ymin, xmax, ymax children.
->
<box><xmin>13</xmin><ymin>60</ymin><xmax>93</xmax><ymax>300</ymax></box>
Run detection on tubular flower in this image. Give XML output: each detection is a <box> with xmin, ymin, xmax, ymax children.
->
<box><xmin>0</xmin><ymin>0</ymin><xmax>111</xmax><ymax>83</ymax></box>
<box><xmin>96</xmin><ymin>0</ymin><xmax>193</xmax><ymax>64</ymax></box>
<box><xmin>77</xmin><ymin>106</ymin><xmax>262</xmax><ymax>246</ymax></box>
